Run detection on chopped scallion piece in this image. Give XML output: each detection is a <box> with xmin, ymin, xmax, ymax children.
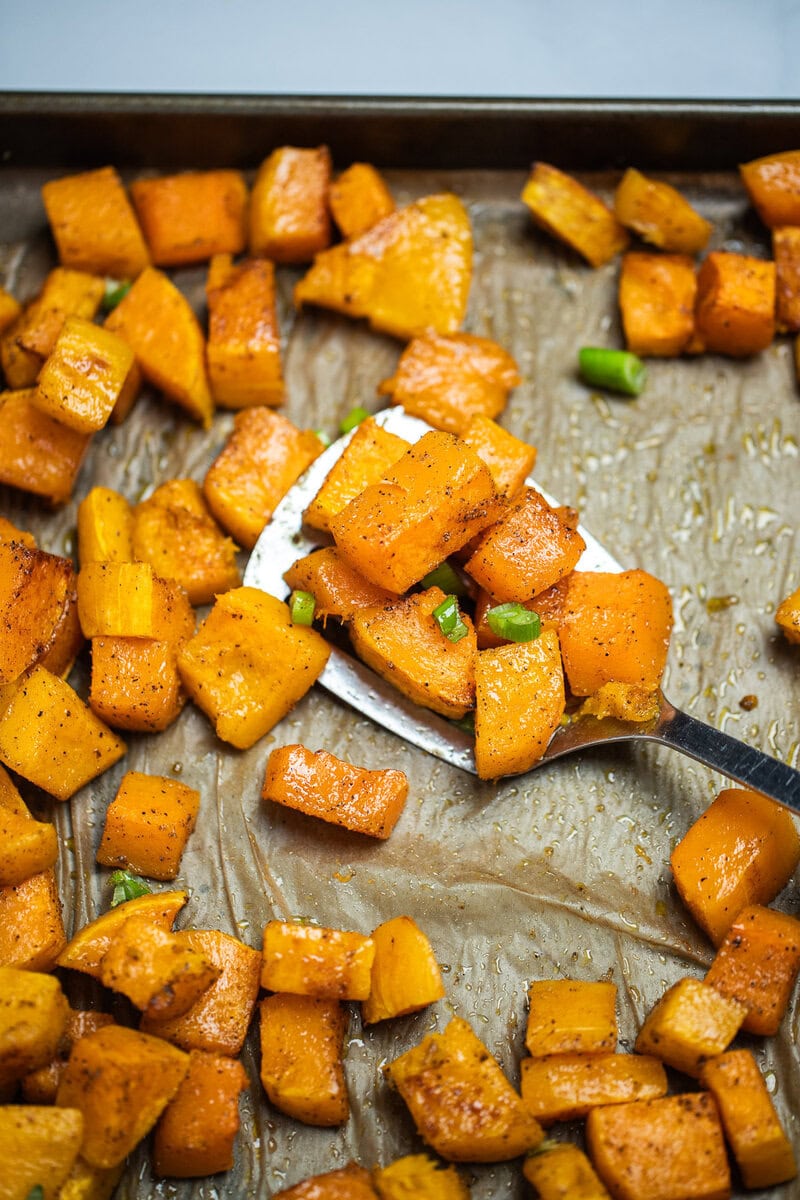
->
<box><xmin>109</xmin><ymin>869</ymin><xmax>151</xmax><ymax>907</ymax></box>
<box><xmin>453</xmin><ymin>712</ymin><xmax>475</xmax><ymax>734</ymax></box>
<box><xmin>419</xmin><ymin>561</ymin><xmax>467</xmax><ymax>596</ymax></box>
<box><xmin>26</xmin><ymin>1189</ymin><xmax>45</xmax><ymax>1200</ymax></box>
<box><xmin>102</xmin><ymin>279</ymin><xmax>132</xmax><ymax>312</ymax></box>
<box><xmin>578</xmin><ymin>347</ymin><xmax>646</xmax><ymax>397</ymax></box>
<box><xmin>339</xmin><ymin>405</ymin><xmax>370</xmax><ymax>434</ymax></box>
<box><xmin>486</xmin><ymin>601</ymin><xmax>541</xmax><ymax>642</ymax></box>
<box><xmin>432</xmin><ymin>594</ymin><xmax>469</xmax><ymax>643</ymax></box>
<box><xmin>290</xmin><ymin>589</ymin><xmax>316</xmax><ymax>626</ymax></box>
<box><xmin>315</xmin><ymin>429</ymin><xmax>332</xmax><ymax>448</ymax></box>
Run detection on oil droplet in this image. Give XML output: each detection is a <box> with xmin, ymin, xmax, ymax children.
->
<box><xmin>706</xmin><ymin>594</ymin><xmax>739</xmax><ymax>613</ymax></box>
<box><xmin>655</xmin><ymin>899</ymin><xmax>667</xmax><ymax>917</ymax></box>
<box><xmin>635</xmin><ymin>844</ymin><xmax>652</xmax><ymax>865</ymax></box>
<box><xmin>739</xmin><ymin>694</ymin><xmax>758</xmax><ymax>711</ymax></box>
<box><xmin>172</xmin><ymin>761</ymin><xmax>183</xmax><ymax>775</ymax></box>
<box><xmin>333</xmin><ymin>868</ymin><xmax>354</xmax><ymax>883</ymax></box>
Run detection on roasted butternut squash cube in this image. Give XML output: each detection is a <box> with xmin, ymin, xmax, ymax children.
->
<box><xmin>250</xmin><ymin>145</ymin><xmax>331</xmax><ymax>262</ymax></box>
<box><xmin>32</xmin><ymin>587</ymin><xmax>84</xmax><ymax>683</ymax></box>
<box><xmin>140</xmin><ymin>929</ymin><xmax>261</xmax><ymax>1056</ymax></box>
<box><xmin>0</xmin><ymin>286</ymin><xmax>21</xmax><ymax>336</ymax></box>
<box><xmin>0</xmin><ymin>1105</ymin><xmax>84</xmax><ymax>1199</ymax></box>
<box><xmin>295</xmin><ymin>193</ymin><xmax>473</xmax><ymax>339</ymax></box>
<box><xmin>772</xmin><ymin>226</ymin><xmax>800</xmax><ymax>331</ymax></box>
<box><xmin>558</xmin><ymin>569</ymin><xmax>673</xmax><ymax>697</ymax></box>
<box><xmin>0</xmin><ymin>765</ymin><xmax>58</xmax><ymax>886</ymax></box>
<box><xmin>578</xmin><ymin>681</ymin><xmax>662</xmax><ymax>723</ymax></box>
<box><xmin>695</xmin><ymin>251</ymin><xmax>775</xmax><ymax>357</ymax></box>
<box><xmin>670</xmin><ymin>787</ymin><xmax>800</xmax><ymax>946</ymax></box>
<box><xmin>206</xmin><ymin>255</ymin><xmax>284</xmax><ymax>408</ymax></box>
<box><xmin>1</xmin><ymin>268</ymin><xmax>105</xmax><ymax>387</ymax></box>
<box><xmin>614</xmin><ymin>168</ymin><xmax>712</xmax><ymax>254</ymax></box>
<box><xmin>461</xmin><ymin>415</ymin><xmax>536</xmax><ymax>497</ymax></box>
<box><xmin>618</xmin><ymin>251</ymin><xmax>697</xmax><ymax>357</ymax></box>
<box><xmin>520</xmin><ymin>1052</ymin><xmax>667</xmax><ymax>1125</ymax></box>
<box><xmin>203</xmin><ymin>407</ymin><xmax>323</xmax><ymax>549</ymax></box>
<box><xmin>99</xmin><ymin>915</ymin><xmax>219</xmax><ymax>1019</ymax></box>
<box><xmin>386</xmin><ymin>1016</ymin><xmax>543</xmax><ymax>1162</ymax></box>
<box><xmin>77</xmin><ymin>560</ymin><xmax>159</xmax><ymax>638</ymax></box>
<box><xmin>634</xmin><ymin>977</ymin><xmax>745</xmax><ymax>1078</ymax></box>
<box><xmin>740</xmin><ymin>149</ymin><xmax>800</xmax><ymax>228</ymax></box>
<box><xmin>275</xmin><ymin>1164</ymin><xmax>379</xmax><ymax>1200</ymax></box>
<box><xmin>586</xmin><ymin>1093</ymin><xmax>730</xmax><ymax>1200</ymax></box>
<box><xmin>0</xmin><ymin>967</ymin><xmax>69</xmax><ymax>1092</ymax></box>
<box><xmin>776</xmin><ymin>584</ymin><xmax>800</xmax><ymax>643</ymax></box>
<box><xmin>304</xmin><ymin>417</ymin><xmax>409</xmax><ymax>534</ymax></box>
<box><xmin>262</xmin><ymin>921</ymin><xmax>375</xmax><ymax>1001</ymax></box>
<box><xmin>521</xmin><ymin>163</ymin><xmax>629</xmax><ymax>267</ymax></box>
<box><xmin>378</xmin><ymin>333</ymin><xmax>521</xmax><ymax>435</ymax></box>
<box><xmin>526</xmin><ymin>979</ymin><xmax>617</xmax><ymax>1056</ymax></box>
<box><xmin>77</xmin><ymin>486</ymin><xmax>134</xmax><ymax>565</ymax></box>
<box><xmin>130</xmin><ymin>170</ymin><xmax>248</xmax><ymax>266</ymax></box>
<box><xmin>474</xmin><ymin>630</ymin><xmax>565</xmax><ymax>779</ymax></box>
<box><xmin>259</xmin><ymin>993</ymin><xmax>348</xmax><ymax>1126</ymax></box>
<box><xmin>90</xmin><ymin>635</ymin><xmax>187</xmax><ymax>733</ymax></box>
<box><xmin>700</xmin><ymin>1050</ymin><xmax>796</xmax><ymax>1188</ymax></box>
<box><xmin>21</xmin><ymin>1009</ymin><xmax>115</xmax><ymax>1105</ymax></box>
<box><xmin>0</xmin><ymin>313</ymin><xmax>43</xmax><ymax>390</ymax></box>
<box><xmin>373</xmin><ymin>1155</ymin><xmax>469</xmax><ymax>1200</ymax></box>
<box><xmin>705</xmin><ymin>904</ymin><xmax>800</xmax><ymax>1035</ymax></box>
<box><xmin>0</xmin><ymin>539</ymin><xmax>76</xmax><ymax>685</ymax></box>
<box><xmin>57</xmin><ymin>1156</ymin><xmax>124</xmax><ymax>1200</ymax></box>
<box><xmin>283</xmin><ymin>548</ymin><xmax>396</xmax><ymax>623</ymax></box>
<box><xmin>34</xmin><ymin>316</ymin><xmax>135</xmax><ymax>435</ymax></box>
<box><xmin>177</xmin><ymin>587</ymin><xmax>330</xmax><ymax>749</ymax></box>
<box><xmin>105</xmin><ymin>266</ymin><xmax>213</xmax><ymax>426</ymax></box>
<box><xmin>0</xmin><ymin>666</ymin><xmax>125</xmax><ymax>801</ymax></box>
<box><xmin>0</xmin><ymin>869</ymin><xmax>66</xmax><ymax>971</ymax></box>
<box><xmin>133</xmin><ymin>479</ymin><xmax>240</xmax><ymax>605</ymax></box>
<box><xmin>56</xmin><ymin>1025</ymin><xmax>189</xmax><ymax>1169</ymax></box>
<box><xmin>0</xmin><ymin>388</ymin><xmax>91</xmax><ymax>505</ymax></box>
<box><xmin>263</xmin><ymin>744</ymin><xmax>408</xmax><ymax>839</ymax></box>
<box><xmin>57</xmin><ymin>890</ymin><xmax>188</xmax><ymax>979</ymax></box>
<box><xmin>96</xmin><ymin>771</ymin><xmax>200</xmax><ymax>881</ymax></box>
<box><xmin>330</xmin><ymin>162</ymin><xmax>395</xmax><ymax>240</ymax></box>
<box><xmin>42</xmin><ymin>165</ymin><xmax>150</xmax><ymax>277</ymax></box>
<box><xmin>153</xmin><ymin>1049</ymin><xmax>248</xmax><ymax>1178</ymax></box>
<box><xmin>363</xmin><ymin>916</ymin><xmax>445</xmax><ymax>1024</ymax></box>
<box><xmin>523</xmin><ymin>1143</ymin><xmax>612</xmax><ymax>1199</ymax></box>
<box><xmin>331</xmin><ymin>431</ymin><xmax>501</xmax><ymax>593</ymax></box>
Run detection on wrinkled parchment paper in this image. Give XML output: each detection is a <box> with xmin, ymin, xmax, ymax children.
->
<box><xmin>1</xmin><ymin>164</ymin><xmax>798</xmax><ymax>1198</ymax></box>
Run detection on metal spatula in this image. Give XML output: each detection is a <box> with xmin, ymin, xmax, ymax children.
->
<box><xmin>245</xmin><ymin>409</ymin><xmax>800</xmax><ymax>811</ymax></box>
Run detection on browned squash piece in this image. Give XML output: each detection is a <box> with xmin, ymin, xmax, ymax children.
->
<box><xmin>99</xmin><ymin>915</ymin><xmax>219</xmax><ymax>1019</ymax></box>
<box><xmin>0</xmin><ymin>539</ymin><xmax>75</xmax><ymax>685</ymax></box>
<box><xmin>130</xmin><ymin>170</ymin><xmax>248</xmax><ymax>266</ymax></box>
<box><xmin>0</xmin><ymin>388</ymin><xmax>91</xmax><ymax>505</ymax></box>
<box><xmin>295</xmin><ymin>194</ymin><xmax>473</xmax><ymax>339</ymax></box>
<box><xmin>614</xmin><ymin>168</ymin><xmax>712</xmax><ymax>254</ymax></box>
<box><xmin>0</xmin><ymin>764</ymin><xmax>58</xmax><ymax>886</ymax></box>
<box><xmin>705</xmin><ymin>904</ymin><xmax>800</xmax><ymax>1035</ymax></box>
<box><xmin>21</xmin><ymin>1009</ymin><xmax>115</xmax><ymax>1105</ymax></box>
<box><xmin>283</xmin><ymin>547</ymin><xmax>396</xmax><ymax>623</ymax></box>
<box><xmin>373</xmin><ymin>1155</ymin><xmax>469</xmax><ymax>1200</ymax></box>
<box><xmin>133</xmin><ymin>478</ymin><xmax>240</xmax><ymax>605</ymax></box>
<box><xmin>0</xmin><ymin>286</ymin><xmax>21</xmax><ymax>336</ymax></box>
<box><xmin>0</xmin><ymin>967</ymin><xmax>69</xmax><ymax>1093</ymax></box>
<box><xmin>77</xmin><ymin>486</ymin><xmax>134</xmax><ymax>565</ymax></box>
<box><xmin>177</xmin><ymin>587</ymin><xmax>330</xmax><ymax>749</ymax></box>
<box><xmin>34</xmin><ymin>316</ymin><xmax>136</xmax><ymax>434</ymax></box>
<box><xmin>670</xmin><ymin>787</ymin><xmax>800</xmax><ymax>946</ymax></box>
<box><xmin>206</xmin><ymin>255</ymin><xmax>284</xmax><ymax>408</ymax></box>
<box><xmin>331</xmin><ymin>431</ymin><xmax>501</xmax><ymax>593</ymax></box>
<box><xmin>740</xmin><ymin>149</ymin><xmax>800</xmax><ymax>227</ymax></box>
<box><xmin>105</xmin><ymin>266</ymin><xmax>213</xmax><ymax>426</ymax></box>
<box><xmin>363</xmin><ymin>916</ymin><xmax>445</xmax><ymax>1024</ymax></box>
<box><xmin>634</xmin><ymin>977</ymin><xmax>745</xmax><ymax>1078</ymax></box>
<box><xmin>461</xmin><ymin>415</ymin><xmax>536</xmax><ymax>497</ymax></box>
<box><xmin>42</xmin><ymin>165</ymin><xmax>150</xmax><ymax>277</ymax></box>
<box><xmin>250</xmin><ymin>145</ymin><xmax>332</xmax><ymax>262</ymax></box>
<box><xmin>203</xmin><ymin>407</ymin><xmax>323</xmax><ymax>549</ymax></box>
<box><xmin>275</xmin><ymin>1164</ymin><xmax>379</xmax><ymax>1200</ymax></box>
<box><xmin>523</xmin><ymin>1144</ymin><xmax>612</xmax><ymax>1200</ymax></box>
<box><xmin>0</xmin><ymin>869</ymin><xmax>67</xmax><ymax>971</ymax></box>
<box><xmin>466</xmin><ymin>486</ymin><xmax>585</xmax><ymax>602</ymax></box>
<box><xmin>694</xmin><ymin>250</ymin><xmax>776</xmax><ymax>357</ymax></box>
<box><xmin>526</xmin><ymin>979</ymin><xmax>617</xmax><ymax>1056</ymax></box>
<box><xmin>350</xmin><ymin>587</ymin><xmax>477</xmax><ymax>719</ymax></box>
<box><xmin>776</xmin><ymin>584</ymin><xmax>800</xmax><ymax>643</ymax></box>
<box><xmin>263</xmin><ymin>744</ymin><xmax>408</xmax><ymax>839</ymax></box>
<box><xmin>153</xmin><ymin>1049</ymin><xmax>248</xmax><ymax>1178</ymax></box>
<box><xmin>1</xmin><ymin>268</ymin><xmax>106</xmax><ymax>388</ymax></box>
<box><xmin>259</xmin><ymin>993</ymin><xmax>348</xmax><ymax>1126</ymax></box>
<box><xmin>558</xmin><ymin>569</ymin><xmax>673</xmax><ymax>697</ymax></box>
<box><xmin>474</xmin><ymin>629</ymin><xmax>565</xmax><ymax>779</ymax></box>
<box><xmin>773</xmin><ymin>226</ymin><xmax>800</xmax><ymax>331</ymax></box>
<box><xmin>261</xmin><ymin>920</ymin><xmax>375</xmax><ymax>1001</ymax></box>
<box><xmin>378</xmin><ymin>332</ymin><xmax>521</xmax><ymax>435</ymax></box>
<box><xmin>618</xmin><ymin>251</ymin><xmax>697</xmax><ymax>357</ymax></box>
<box><xmin>330</xmin><ymin>162</ymin><xmax>395</xmax><ymax>239</ymax></box>
<box><xmin>304</xmin><ymin>416</ymin><xmax>409</xmax><ymax>534</ymax></box>
<box><xmin>96</xmin><ymin>771</ymin><xmax>200</xmax><ymax>880</ymax></box>
<box><xmin>0</xmin><ymin>1105</ymin><xmax>84</xmax><ymax>1199</ymax></box>
<box><xmin>57</xmin><ymin>890</ymin><xmax>188</xmax><ymax>979</ymax></box>
<box><xmin>386</xmin><ymin>1016</ymin><xmax>543</xmax><ymax>1162</ymax></box>
<box><xmin>520</xmin><ymin>1052</ymin><xmax>667</xmax><ymax>1125</ymax></box>
<box><xmin>521</xmin><ymin>163</ymin><xmax>629</xmax><ymax>267</ymax></box>
<box><xmin>90</xmin><ymin>635</ymin><xmax>189</xmax><ymax>733</ymax></box>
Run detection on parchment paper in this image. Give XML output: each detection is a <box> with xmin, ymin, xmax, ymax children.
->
<box><xmin>1</xmin><ymin>166</ymin><xmax>798</xmax><ymax>1198</ymax></box>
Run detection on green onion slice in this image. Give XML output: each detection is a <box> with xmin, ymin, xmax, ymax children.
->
<box><xmin>315</xmin><ymin>429</ymin><xmax>332</xmax><ymax>448</ymax></box>
<box><xmin>486</xmin><ymin>602</ymin><xmax>541</xmax><ymax>642</ymax></box>
<box><xmin>109</xmin><ymin>869</ymin><xmax>151</xmax><ymax>907</ymax></box>
<box><xmin>290</xmin><ymin>589</ymin><xmax>316</xmax><ymax>626</ymax></box>
<box><xmin>339</xmin><ymin>405</ymin><xmax>370</xmax><ymax>435</ymax></box>
<box><xmin>102</xmin><ymin>279</ymin><xmax>132</xmax><ymax>312</ymax></box>
<box><xmin>26</xmin><ymin>1188</ymin><xmax>45</xmax><ymax>1200</ymax></box>
<box><xmin>578</xmin><ymin>347</ymin><xmax>646</xmax><ymax>397</ymax></box>
<box><xmin>432</xmin><ymin>594</ymin><xmax>469</xmax><ymax>643</ymax></box>
<box><xmin>419</xmin><ymin>561</ymin><xmax>467</xmax><ymax>597</ymax></box>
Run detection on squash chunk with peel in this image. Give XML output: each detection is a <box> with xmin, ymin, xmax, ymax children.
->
<box><xmin>99</xmin><ymin>915</ymin><xmax>219</xmax><ymax>1019</ymax></box>
<box><xmin>203</xmin><ymin>407</ymin><xmax>323</xmax><ymax>549</ymax></box>
<box><xmin>614</xmin><ymin>168</ymin><xmax>712</xmax><ymax>254</ymax></box>
<box><xmin>206</xmin><ymin>255</ymin><xmax>285</xmax><ymax>407</ymax></box>
<box><xmin>523</xmin><ymin>1144</ymin><xmax>612</xmax><ymax>1200</ymax></box>
<box><xmin>363</xmin><ymin>916</ymin><xmax>445</xmax><ymax>1024</ymax></box>
<box><xmin>373</xmin><ymin>1154</ymin><xmax>469</xmax><ymax>1199</ymax></box>
<box><xmin>705</xmin><ymin>904</ymin><xmax>800</xmax><ymax>1035</ymax></box>
<box><xmin>284</xmin><ymin>548</ymin><xmax>396</xmax><ymax>623</ymax></box>
<box><xmin>634</xmin><ymin>977</ymin><xmax>745</xmax><ymax>1078</ymax></box>
<box><xmin>0</xmin><ymin>1105</ymin><xmax>84</xmax><ymax>1199</ymax></box>
<box><xmin>474</xmin><ymin>630</ymin><xmax>565</xmax><ymax>779</ymax></box>
<box><xmin>619</xmin><ymin>251</ymin><xmax>697</xmax><ymax>357</ymax></box>
<box><xmin>304</xmin><ymin>416</ymin><xmax>409</xmax><ymax>534</ymax></box>
<box><xmin>259</xmin><ymin>994</ymin><xmax>348</xmax><ymax>1126</ymax></box>
<box><xmin>57</xmin><ymin>890</ymin><xmax>188</xmax><ymax>978</ymax></box>
<box><xmin>350</xmin><ymin>587</ymin><xmax>476</xmax><ymax>719</ymax></box>
<box><xmin>295</xmin><ymin>194</ymin><xmax>473</xmax><ymax>339</ymax></box>
<box><xmin>177</xmin><ymin>587</ymin><xmax>330</xmax><ymax>749</ymax></box>
<box><xmin>34</xmin><ymin>316</ymin><xmax>136</xmax><ymax>433</ymax></box>
<box><xmin>0</xmin><ymin>967</ymin><xmax>69</xmax><ymax>1093</ymax></box>
<box><xmin>130</xmin><ymin>170</ymin><xmax>248</xmax><ymax>267</ymax></box>
<box><xmin>262</xmin><ymin>921</ymin><xmax>375</xmax><ymax>1001</ymax></box>
<box><xmin>0</xmin><ymin>388</ymin><xmax>91</xmax><ymax>505</ymax></box>
<box><xmin>0</xmin><ymin>869</ymin><xmax>66</xmax><ymax>972</ymax></box>
<box><xmin>275</xmin><ymin>1164</ymin><xmax>379</xmax><ymax>1200</ymax></box>
<box><xmin>331</xmin><ymin>431</ymin><xmax>502</xmax><ymax>593</ymax></box>
<box><xmin>0</xmin><ymin>539</ymin><xmax>76</xmax><ymax>685</ymax></box>
<box><xmin>97</xmin><ymin>771</ymin><xmax>200</xmax><ymax>880</ymax></box>
<box><xmin>42</xmin><ymin>165</ymin><xmax>150</xmax><ymax>278</ymax></box>
<box><xmin>77</xmin><ymin>486</ymin><xmax>134</xmax><ymax>565</ymax></box>
<box><xmin>153</xmin><ymin>1049</ymin><xmax>248</xmax><ymax>1178</ymax></box>
<box><xmin>526</xmin><ymin>979</ymin><xmax>617</xmax><ymax>1056</ymax></box>
<box><xmin>56</xmin><ymin>1025</ymin><xmax>189</xmax><ymax>1169</ymax></box>
<box><xmin>462</xmin><ymin>415</ymin><xmax>537</xmax><ymax>497</ymax></box>
<box><xmin>250</xmin><ymin>145</ymin><xmax>332</xmax><ymax>263</ymax></box>
<box><xmin>386</xmin><ymin>1016</ymin><xmax>543</xmax><ymax>1162</ymax></box>
<box><xmin>520</xmin><ymin>1052</ymin><xmax>667</xmax><ymax>1125</ymax></box>
<box><xmin>521</xmin><ymin>163</ymin><xmax>629</xmax><ymax>267</ymax></box>
<box><xmin>378</xmin><ymin>332</ymin><xmax>520</xmax><ymax>435</ymax></box>
<box><xmin>105</xmin><ymin>266</ymin><xmax>213</xmax><ymax>426</ymax></box>
<box><xmin>0</xmin><ymin>764</ymin><xmax>58</xmax><ymax>886</ymax></box>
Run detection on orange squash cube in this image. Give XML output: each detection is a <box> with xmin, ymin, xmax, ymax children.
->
<box><xmin>77</xmin><ymin>560</ymin><xmax>160</xmax><ymax>638</ymax></box>
<box><xmin>523</xmin><ymin>1144</ymin><xmax>612</xmax><ymax>1199</ymax></box>
<box><xmin>0</xmin><ymin>539</ymin><xmax>76</xmax><ymax>685</ymax></box>
<box><xmin>330</xmin><ymin>162</ymin><xmax>394</xmax><ymax>240</ymax></box>
<box><xmin>0</xmin><ymin>967</ymin><xmax>69</xmax><ymax>1093</ymax></box>
<box><xmin>0</xmin><ymin>765</ymin><xmax>58</xmax><ymax>886</ymax></box>
<box><xmin>105</xmin><ymin>266</ymin><xmax>213</xmax><ymax>426</ymax></box>
<box><xmin>34</xmin><ymin>316</ymin><xmax>135</xmax><ymax>433</ymax></box>
<box><xmin>283</xmin><ymin>548</ymin><xmax>396</xmax><ymax>623</ymax></box>
<box><xmin>259</xmin><ymin>993</ymin><xmax>348</xmax><ymax>1126</ymax></box>
<box><xmin>57</xmin><ymin>890</ymin><xmax>188</xmax><ymax>979</ymax></box>
<box><xmin>0</xmin><ymin>286</ymin><xmax>21</xmax><ymax>336</ymax></box>
<box><xmin>96</xmin><ymin>771</ymin><xmax>200</xmax><ymax>880</ymax></box>
<box><xmin>0</xmin><ymin>869</ymin><xmax>67</xmax><ymax>971</ymax></box>
<box><xmin>372</xmin><ymin>1156</ymin><xmax>469</xmax><ymax>1200</ymax></box>
<box><xmin>0</xmin><ymin>313</ymin><xmax>43</xmax><ymax>390</ymax></box>
<box><xmin>740</xmin><ymin>149</ymin><xmax>800</xmax><ymax>228</ymax></box>
<box><xmin>0</xmin><ymin>518</ymin><xmax>36</xmax><ymax>549</ymax></box>
<box><xmin>578</xmin><ymin>681</ymin><xmax>662</xmax><ymax>723</ymax></box>
<box><xmin>203</xmin><ymin>407</ymin><xmax>323</xmax><ymax>549</ymax></box>
<box><xmin>670</xmin><ymin>787</ymin><xmax>800</xmax><ymax>946</ymax></box>
<box><xmin>262</xmin><ymin>921</ymin><xmax>375</xmax><ymax>1001</ymax></box>
<box><xmin>378</xmin><ymin>332</ymin><xmax>521</xmax><ymax>435</ymax></box>
<box><xmin>250</xmin><ymin>145</ymin><xmax>331</xmax><ymax>262</ymax></box>
<box><xmin>694</xmin><ymin>250</ymin><xmax>775</xmax><ymax>357</ymax></box>
<box><xmin>1</xmin><ymin>268</ymin><xmax>106</xmax><ymax>387</ymax></box>
<box><xmin>177</xmin><ymin>587</ymin><xmax>330</xmax><ymax>749</ymax></box>
<box><xmin>362</xmin><ymin>915</ymin><xmax>445</xmax><ymax>1024</ymax></box>
<box><xmin>634</xmin><ymin>977</ymin><xmax>745</xmax><ymax>1078</ymax></box>
<box><xmin>618</xmin><ymin>251</ymin><xmax>697</xmax><ymax>357</ymax></box>
<box><xmin>130</xmin><ymin>170</ymin><xmax>248</xmax><ymax>266</ymax></box>
<box><xmin>520</xmin><ymin>1052</ymin><xmax>667</xmax><ymax>1125</ymax></box>
<box><xmin>521</xmin><ymin>163</ymin><xmax>629</xmax><ymax>267</ymax></box>
<box><xmin>90</xmin><ymin>635</ymin><xmax>188</xmax><ymax>733</ymax></box>
<box><xmin>614</xmin><ymin>168</ymin><xmax>712</xmax><ymax>254</ymax></box>
<box><xmin>77</xmin><ymin>486</ymin><xmax>134</xmax><ymax>564</ymax></box>
<box><xmin>153</xmin><ymin>1049</ymin><xmax>248</xmax><ymax>1178</ymax></box>
<box><xmin>0</xmin><ymin>1106</ymin><xmax>84</xmax><ymax>1199</ymax></box>
<box><xmin>206</xmin><ymin>256</ymin><xmax>284</xmax><ymax>408</ymax></box>
<box><xmin>275</xmin><ymin>1164</ymin><xmax>378</xmax><ymax>1200</ymax></box>
<box><xmin>42</xmin><ymin>165</ymin><xmax>150</xmax><ymax>278</ymax></box>
<box><xmin>705</xmin><ymin>905</ymin><xmax>800</xmax><ymax>1035</ymax></box>
<box><xmin>526</xmin><ymin>979</ymin><xmax>617</xmax><ymax>1057</ymax></box>
<box><xmin>772</xmin><ymin>226</ymin><xmax>800</xmax><ymax>331</ymax></box>
<box><xmin>21</xmin><ymin>1009</ymin><xmax>115</xmax><ymax>1105</ymax></box>
<box><xmin>295</xmin><ymin>193</ymin><xmax>473</xmax><ymax>340</ymax></box>
<box><xmin>461</xmin><ymin>415</ymin><xmax>536</xmax><ymax>497</ymax></box>
<box><xmin>263</xmin><ymin>744</ymin><xmax>408</xmax><ymax>840</ymax></box>
<box><xmin>386</xmin><ymin>1016</ymin><xmax>543</xmax><ymax>1162</ymax></box>
<box><xmin>99</xmin><ymin>915</ymin><xmax>218</xmax><ymax>1019</ymax></box>
<box><xmin>304</xmin><ymin>417</ymin><xmax>409</xmax><ymax>534</ymax></box>
<box><xmin>0</xmin><ymin>388</ymin><xmax>91</xmax><ymax>505</ymax></box>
